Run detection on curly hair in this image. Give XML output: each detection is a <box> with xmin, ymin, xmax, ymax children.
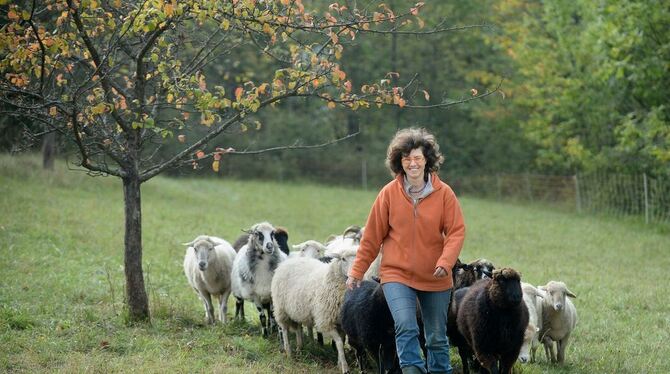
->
<box><xmin>385</xmin><ymin>127</ymin><xmax>444</xmax><ymax>177</ymax></box>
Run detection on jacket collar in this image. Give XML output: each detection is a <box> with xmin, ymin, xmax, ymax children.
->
<box><xmin>395</xmin><ymin>172</ymin><xmax>443</xmax><ymax>192</ymax></box>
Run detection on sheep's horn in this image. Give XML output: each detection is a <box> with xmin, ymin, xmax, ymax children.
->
<box><xmin>566</xmin><ymin>288</ymin><xmax>577</xmax><ymax>298</ymax></box>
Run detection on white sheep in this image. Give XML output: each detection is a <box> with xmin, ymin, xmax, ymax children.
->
<box><xmin>290</xmin><ymin>240</ymin><xmax>327</xmax><ymax>259</ymax></box>
<box><xmin>518</xmin><ymin>282</ymin><xmax>545</xmax><ymax>363</ymax></box>
<box><xmin>324</xmin><ymin>225</ymin><xmax>363</xmax><ymax>256</ymax></box>
<box><xmin>231</xmin><ymin>221</ymin><xmax>288</xmax><ymax>336</ymax></box>
<box><xmin>538</xmin><ymin>280</ymin><xmax>578</xmax><ymax>364</ymax></box>
<box><xmin>182</xmin><ymin>235</ymin><xmax>237</xmax><ymax>324</ymax></box>
<box><xmin>271</xmin><ymin>247</ymin><xmax>358</xmax><ymax>374</ymax></box>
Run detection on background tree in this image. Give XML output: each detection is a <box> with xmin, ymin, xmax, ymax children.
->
<box><xmin>0</xmin><ymin>0</ymin><xmax>497</xmax><ymax>321</ymax></box>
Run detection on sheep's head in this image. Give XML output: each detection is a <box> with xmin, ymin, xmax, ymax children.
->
<box><xmin>186</xmin><ymin>237</ymin><xmax>217</xmax><ymax>271</ymax></box>
<box><xmin>245</xmin><ymin>222</ymin><xmax>278</xmax><ymax>255</ymax></box>
<box><xmin>539</xmin><ymin>281</ymin><xmax>576</xmax><ymax>311</ymax></box>
<box><xmin>491</xmin><ymin>267</ymin><xmax>523</xmax><ymax>306</ymax></box>
<box><xmin>471</xmin><ymin>258</ymin><xmax>495</xmax><ymax>280</ymax></box>
<box><xmin>292</xmin><ymin>240</ymin><xmax>326</xmax><ymax>259</ymax></box>
<box><xmin>452</xmin><ymin>260</ymin><xmax>476</xmax><ymax>289</ymax></box>
<box><xmin>518</xmin><ymin>322</ymin><xmax>540</xmax><ymax>363</ymax></box>
<box><xmin>329</xmin><ymin>246</ymin><xmax>358</xmax><ymax>279</ymax></box>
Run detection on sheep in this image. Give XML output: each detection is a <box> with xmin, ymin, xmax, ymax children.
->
<box><xmin>232</xmin><ymin>226</ymin><xmax>290</xmax><ymax>256</ymax></box>
<box><xmin>231</xmin><ymin>221</ymin><xmax>288</xmax><ymax>336</ymax></box>
<box><xmin>182</xmin><ymin>235</ymin><xmax>237</xmax><ymax>324</ymax></box>
<box><xmin>518</xmin><ymin>282</ymin><xmax>545</xmax><ymax>364</ymax></box>
<box><xmin>271</xmin><ymin>247</ymin><xmax>358</xmax><ymax>374</ymax></box>
<box><xmin>456</xmin><ymin>268</ymin><xmax>529</xmax><ymax>374</ymax></box>
<box><xmin>290</xmin><ymin>240</ymin><xmax>327</xmax><ymax>259</ymax></box>
<box><xmin>452</xmin><ymin>258</ymin><xmax>496</xmax><ymax>289</ymax></box>
<box><xmin>340</xmin><ymin>279</ymin><xmax>400</xmax><ymax>374</ymax></box>
<box><xmin>538</xmin><ymin>280</ymin><xmax>577</xmax><ymax>364</ymax></box>
<box><xmin>324</xmin><ymin>225</ymin><xmax>363</xmax><ymax>256</ymax></box>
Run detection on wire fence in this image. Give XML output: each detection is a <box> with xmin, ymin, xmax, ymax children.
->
<box><xmin>451</xmin><ymin>173</ymin><xmax>670</xmax><ymax>225</ymax></box>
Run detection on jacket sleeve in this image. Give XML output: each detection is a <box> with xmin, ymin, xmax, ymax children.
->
<box><xmin>349</xmin><ymin>187</ymin><xmax>390</xmax><ymax>280</ymax></box>
<box><xmin>436</xmin><ymin>187</ymin><xmax>465</xmax><ymax>273</ymax></box>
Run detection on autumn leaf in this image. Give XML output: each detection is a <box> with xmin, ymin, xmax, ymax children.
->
<box><xmin>344</xmin><ymin>80</ymin><xmax>352</xmax><ymax>93</ymax></box>
<box><xmin>327</xmin><ymin>101</ymin><xmax>336</xmax><ymax>109</ymax></box>
<box><xmin>177</xmin><ymin>134</ymin><xmax>186</xmax><ymax>143</ymax></box>
<box><xmin>235</xmin><ymin>87</ymin><xmax>243</xmax><ymax>100</ymax></box>
<box><xmin>397</xmin><ymin>98</ymin><xmax>406</xmax><ymax>108</ymax></box>
<box><xmin>258</xmin><ymin>83</ymin><xmax>268</xmax><ymax>94</ymax></box>
<box><xmin>196</xmin><ymin>150</ymin><xmax>205</xmax><ymax>159</ymax></box>
<box><xmin>49</xmin><ymin>106</ymin><xmax>58</xmax><ymax>116</ymax></box>
<box><xmin>471</xmin><ymin>88</ymin><xmax>478</xmax><ymax>96</ymax></box>
<box><xmin>213</xmin><ymin>152</ymin><xmax>222</xmax><ymax>161</ymax></box>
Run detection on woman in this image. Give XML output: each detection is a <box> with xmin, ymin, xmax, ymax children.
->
<box><xmin>346</xmin><ymin>127</ymin><xmax>465</xmax><ymax>374</ymax></box>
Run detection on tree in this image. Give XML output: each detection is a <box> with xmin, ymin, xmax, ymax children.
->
<box><xmin>1</xmin><ymin>0</ymin><xmax>496</xmax><ymax>322</ymax></box>
<box><xmin>489</xmin><ymin>0</ymin><xmax>670</xmax><ymax>175</ymax></box>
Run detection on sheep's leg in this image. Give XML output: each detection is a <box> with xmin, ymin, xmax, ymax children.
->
<box><xmin>257</xmin><ymin>305</ymin><xmax>268</xmax><ymax>337</ymax></box>
<box><xmin>457</xmin><ymin>347</ymin><xmax>470</xmax><ymax>374</ymax></box>
<box><xmin>278</xmin><ymin>323</ymin><xmax>292</xmax><ymax>357</ymax></box>
<box><xmin>542</xmin><ymin>336</ymin><xmax>555</xmax><ymax>363</ymax></box>
<box><xmin>200</xmin><ymin>291</ymin><xmax>214</xmax><ymax>324</ymax></box>
<box><xmin>328</xmin><ymin>330</ymin><xmax>349</xmax><ymax>374</ymax></box>
<box><xmin>234</xmin><ymin>297</ymin><xmax>245</xmax><ymax>321</ymax></box>
<box><xmin>557</xmin><ymin>335</ymin><xmax>570</xmax><ymax>364</ymax></box>
<box><xmin>218</xmin><ymin>290</ymin><xmax>231</xmax><ymax>323</ymax></box>
<box><xmin>499</xmin><ymin>354</ymin><xmax>517</xmax><ymax>374</ymax></box>
<box><xmin>295</xmin><ymin>324</ymin><xmax>304</xmax><ymax>351</ymax></box>
<box><xmin>475</xmin><ymin>353</ymin><xmax>497</xmax><ymax>374</ymax></box>
<box><xmin>317</xmin><ymin>332</ymin><xmax>324</xmax><ymax>345</ymax></box>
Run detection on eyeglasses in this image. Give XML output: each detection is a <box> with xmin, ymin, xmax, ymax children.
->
<box><xmin>401</xmin><ymin>155</ymin><xmax>425</xmax><ymax>164</ymax></box>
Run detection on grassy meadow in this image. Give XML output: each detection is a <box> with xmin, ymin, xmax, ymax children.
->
<box><xmin>1</xmin><ymin>154</ymin><xmax>668</xmax><ymax>373</ymax></box>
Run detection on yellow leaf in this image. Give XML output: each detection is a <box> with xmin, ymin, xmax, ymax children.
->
<box><xmin>164</xmin><ymin>3</ymin><xmax>174</xmax><ymax>16</ymax></box>
<box><xmin>49</xmin><ymin>106</ymin><xmax>58</xmax><ymax>116</ymax></box>
<box><xmin>212</xmin><ymin>160</ymin><xmax>220</xmax><ymax>172</ymax></box>
<box><xmin>327</xmin><ymin>101</ymin><xmax>336</xmax><ymax>109</ymax></box>
<box><xmin>8</xmin><ymin>10</ymin><xmax>19</xmax><ymax>21</ymax></box>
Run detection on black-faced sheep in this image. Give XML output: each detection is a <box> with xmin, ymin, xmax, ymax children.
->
<box><xmin>231</xmin><ymin>222</ymin><xmax>288</xmax><ymax>336</ymax></box>
<box><xmin>232</xmin><ymin>226</ymin><xmax>290</xmax><ymax>255</ymax></box>
<box><xmin>182</xmin><ymin>236</ymin><xmax>237</xmax><ymax>324</ymax></box>
<box><xmin>457</xmin><ymin>268</ymin><xmax>529</xmax><ymax>374</ymax></box>
<box><xmin>341</xmin><ymin>279</ymin><xmax>400</xmax><ymax>374</ymax></box>
<box><xmin>271</xmin><ymin>247</ymin><xmax>358</xmax><ymax>374</ymax></box>
<box><xmin>538</xmin><ymin>280</ymin><xmax>577</xmax><ymax>364</ymax></box>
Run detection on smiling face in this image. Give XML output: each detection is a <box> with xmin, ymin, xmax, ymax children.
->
<box><xmin>401</xmin><ymin>147</ymin><xmax>426</xmax><ymax>181</ymax></box>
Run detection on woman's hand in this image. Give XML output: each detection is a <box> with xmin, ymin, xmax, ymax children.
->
<box><xmin>346</xmin><ymin>276</ymin><xmax>362</xmax><ymax>290</ymax></box>
<box><xmin>433</xmin><ymin>266</ymin><xmax>448</xmax><ymax>278</ymax></box>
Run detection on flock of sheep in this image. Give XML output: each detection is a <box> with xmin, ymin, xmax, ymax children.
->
<box><xmin>182</xmin><ymin>221</ymin><xmax>577</xmax><ymax>374</ymax></box>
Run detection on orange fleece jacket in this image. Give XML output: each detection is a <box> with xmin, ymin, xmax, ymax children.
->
<box><xmin>349</xmin><ymin>172</ymin><xmax>465</xmax><ymax>291</ymax></box>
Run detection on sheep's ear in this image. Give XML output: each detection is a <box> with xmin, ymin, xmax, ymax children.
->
<box><xmin>566</xmin><ymin>288</ymin><xmax>577</xmax><ymax>298</ymax></box>
<box><xmin>205</xmin><ymin>237</ymin><xmax>216</xmax><ymax>246</ymax></box>
<box><xmin>291</xmin><ymin>244</ymin><xmax>303</xmax><ymax>250</ymax></box>
<box><xmin>242</xmin><ymin>229</ymin><xmax>252</xmax><ymax>235</ymax></box>
<box><xmin>492</xmin><ymin>268</ymin><xmax>503</xmax><ymax>280</ymax></box>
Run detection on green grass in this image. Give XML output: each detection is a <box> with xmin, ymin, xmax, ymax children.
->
<box><xmin>1</xmin><ymin>154</ymin><xmax>668</xmax><ymax>373</ymax></box>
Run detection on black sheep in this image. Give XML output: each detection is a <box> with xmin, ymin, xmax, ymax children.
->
<box><xmin>456</xmin><ymin>268</ymin><xmax>529</xmax><ymax>374</ymax></box>
<box><xmin>341</xmin><ymin>280</ymin><xmax>400</xmax><ymax>374</ymax></box>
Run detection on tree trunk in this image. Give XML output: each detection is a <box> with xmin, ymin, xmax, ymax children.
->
<box><xmin>122</xmin><ymin>174</ymin><xmax>150</xmax><ymax>322</ymax></box>
<box><xmin>42</xmin><ymin>131</ymin><xmax>56</xmax><ymax>170</ymax></box>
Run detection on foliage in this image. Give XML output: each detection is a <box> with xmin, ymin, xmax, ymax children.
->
<box><xmin>489</xmin><ymin>0</ymin><xmax>670</xmax><ymax>175</ymax></box>
<box><xmin>1</xmin><ymin>154</ymin><xmax>669</xmax><ymax>373</ymax></box>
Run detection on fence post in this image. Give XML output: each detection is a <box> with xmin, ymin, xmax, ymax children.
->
<box><xmin>643</xmin><ymin>173</ymin><xmax>649</xmax><ymax>224</ymax></box>
<box><xmin>574</xmin><ymin>174</ymin><xmax>581</xmax><ymax>213</ymax></box>
<box><xmin>496</xmin><ymin>174</ymin><xmax>502</xmax><ymax>200</ymax></box>
<box><xmin>361</xmin><ymin>159</ymin><xmax>367</xmax><ymax>191</ymax></box>
<box><xmin>525</xmin><ymin>173</ymin><xmax>533</xmax><ymax>201</ymax></box>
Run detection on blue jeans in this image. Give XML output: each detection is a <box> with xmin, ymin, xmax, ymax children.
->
<box><xmin>382</xmin><ymin>282</ymin><xmax>453</xmax><ymax>374</ymax></box>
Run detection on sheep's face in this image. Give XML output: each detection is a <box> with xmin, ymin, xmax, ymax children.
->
<box><xmin>193</xmin><ymin>239</ymin><xmax>215</xmax><ymax>271</ymax></box>
<box><xmin>492</xmin><ymin>268</ymin><xmax>523</xmax><ymax>306</ymax></box>
<box><xmin>332</xmin><ymin>247</ymin><xmax>358</xmax><ymax>278</ymax></box>
<box><xmin>540</xmin><ymin>281</ymin><xmax>577</xmax><ymax>311</ymax></box>
<box><xmin>518</xmin><ymin>322</ymin><xmax>540</xmax><ymax>363</ymax></box>
<box><xmin>248</xmin><ymin>222</ymin><xmax>278</xmax><ymax>255</ymax></box>
<box><xmin>472</xmin><ymin>258</ymin><xmax>495</xmax><ymax>280</ymax></box>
